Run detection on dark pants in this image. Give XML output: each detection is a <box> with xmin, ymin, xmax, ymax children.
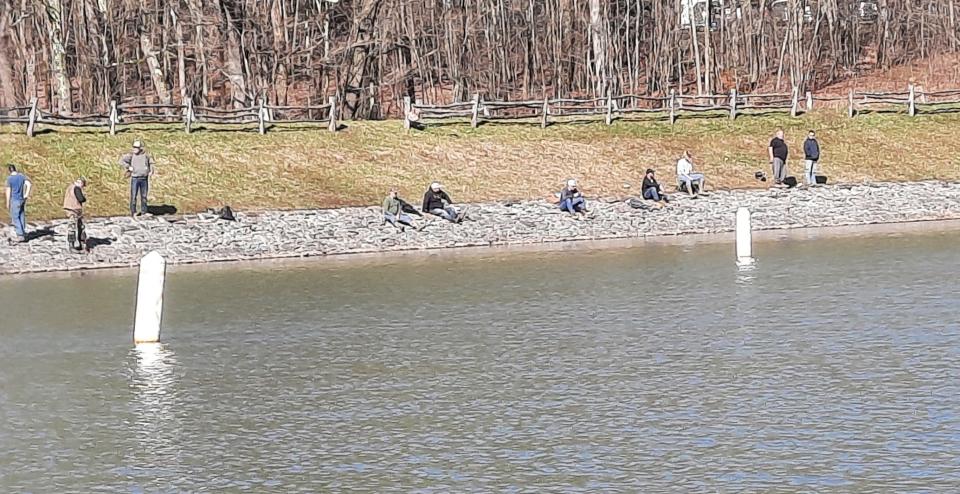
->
<box><xmin>130</xmin><ymin>177</ymin><xmax>149</xmax><ymax>215</ymax></box>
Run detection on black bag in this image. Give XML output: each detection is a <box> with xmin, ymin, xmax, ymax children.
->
<box><xmin>218</xmin><ymin>205</ymin><xmax>236</xmax><ymax>221</ymax></box>
<box><xmin>815</xmin><ymin>175</ymin><xmax>828</xmax><ymax>185</ymax></box>
<box><xmin>783</xmin><ymin>176</ymin><xmax>798</xmax><ymax>188</ymax></box>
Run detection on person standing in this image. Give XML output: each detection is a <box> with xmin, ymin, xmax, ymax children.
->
<box><xmin>63</xmin><ymin>177</ymin><xmax>88</xmax><ymax>252</ymax></box>
<box><xmin>803</xmin><ymin>130</ymin><xmax>821</xmax><ymax>186</ymax></box>
<box><xmin>768</xmin><ymin>129</ymin><xmax>789</xmax><ymax>186</ymax></box>
<box><xmin>119</xmin><ymin>139</ymin><xmax>155</xmax><ymax>216</ymax></box>
<box><xmin>5</xmin><ymin>164</ymin><xmax>32</xmax><ymax>243</ymax></box>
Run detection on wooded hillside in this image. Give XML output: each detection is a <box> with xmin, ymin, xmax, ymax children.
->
<box><xmin>1</xmin><ymin>0</ymin><xmax>957</xmax><ymax>119</ymax></box>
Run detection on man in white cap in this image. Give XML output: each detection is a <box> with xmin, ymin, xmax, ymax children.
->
<box><xmin>119</xmin><ymin>139</ymin><xmax>155</xmax><ymax>216</ymax></box>
<box><xmin>559</xmin><ymin>178</ymin><xmax>587</xmax><ymax>215</ymax></box>
<box><xmin>421</xmin><ymin>181</ymin><xmax>463</xmax><ymax>223</ymax></box>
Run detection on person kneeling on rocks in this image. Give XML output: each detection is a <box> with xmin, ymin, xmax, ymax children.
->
<box><xmin>559</xmin><ymin>179</ymin><xmax>588</xmax><ymax>215</ymax></box>
<box><xmin>422</xmin><ymin>182</ymin><xmax>464</xmax><ymax>223</ymax></box>
<box><xmin>383</xmin><ymin>187</ymin><xmax>422</xmax><ymax>231</ymax></box>
<box><xmin>642</xmin><ymin>169</ymin><xmax>669</xmax><ymax>205</ymax></box>
<box><xmin>63</xmin><ymin>177</ymin><xmax>88</xmax><ymax>252</ymax></box>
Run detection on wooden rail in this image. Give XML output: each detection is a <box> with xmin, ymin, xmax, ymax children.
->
<box><xmin>0</xmin><ymin>96</ymin><xmax>338</xmax><ymax>137</ymax></box>
<box><xmin>402</xmin><ymin>84</ymin><xmax>960</xmax><ymax>129</ymax></box>
<box><xmin>1</xmin><ymin>85</ymin><xmax>958</xmax><ymax>136</ymax></box>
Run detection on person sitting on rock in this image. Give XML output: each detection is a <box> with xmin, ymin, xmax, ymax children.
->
<box><xmin>642</xmin><ymin>169</ymin><xmax>669</xmax><ymax>205</ymax></box>
<box><xmin>559</xmin><ymin>179</ymin><xmax>588</xmax><ymax>215</ymax></box>
<box><xmin>676</xmin><ymin>151</ymin><xmax>706</xmax><ymax>198</ymax></box>
<box><xmin>422</xmin><ymin>182</ymin><xmax>464</xmax><ymax>223</ymax></box>
<box><xmin>383</xmin><ymin>187</ymin><xmax>422</xmax><ymax>231</ymax></box>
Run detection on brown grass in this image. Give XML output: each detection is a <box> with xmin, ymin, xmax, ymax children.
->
<box><xmin>1</xmin><ymin>109</ymin><xmax>958</xmax><ymax>221</ymax></box>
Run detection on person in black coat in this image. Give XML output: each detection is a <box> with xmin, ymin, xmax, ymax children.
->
<box><xmin>803</xmin><ymin>130</ymin><xmax>821</xmax><ymax>186</ymax></box>
<box><xmin>642</xmin><ymin>169</ymin><xmax>669</xmax><ymax>205</ymax></box>
<box><xmin>422</xmin><ymin>182</ymin><xmax>463</xmax><ymax>223</ymax></box>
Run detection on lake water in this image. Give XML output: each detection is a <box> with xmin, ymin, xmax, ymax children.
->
<box><xmin>2</xmin><ymin>226</ymin><xmax>960</xmax><ymax>492</ymax></box>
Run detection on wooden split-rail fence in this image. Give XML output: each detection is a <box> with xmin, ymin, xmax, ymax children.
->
<box><xmin>0</xmin><ymin>96</ymin><xmax>338</xmax><ymax>137</ymax></box>
<box><xmin>1</xmin><ymin>85</ymin><xmax>958</xmax><ymax>137</ymax></box>
<box><xmin>403</xmin><ymin>84</ymin><xmax>960</xmax><ymax>129</ymax></box>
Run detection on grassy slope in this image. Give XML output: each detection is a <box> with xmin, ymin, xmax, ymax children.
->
<box><xmin>1</xmin><ymin>110</ymin><xmax>958</xmax><ymax>221</ymax></box>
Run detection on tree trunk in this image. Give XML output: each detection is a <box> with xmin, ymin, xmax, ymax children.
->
<box><xmin>588</xmin><ymin>0</ymin><xmax>608</xmax><ymax>97</ymax></box>
<box><xmin>43</xmin><ymin>0</ymin><xmax>71</xmax><ymax>114</ymax></box>
<box><xmin>140</xmin><ymin>32</ymin><xmax>172</xmax><ymax>105</ymax></box>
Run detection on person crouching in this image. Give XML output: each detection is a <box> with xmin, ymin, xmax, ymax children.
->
<box><xmin>559</xmin><ymin>179</ymin><xmax>588</xmax><ymax>215</ymax></box>
<box><xmin>63</xmin><ymin>177</ymin><xmax>88</xmax><ymax>252</ymax></box>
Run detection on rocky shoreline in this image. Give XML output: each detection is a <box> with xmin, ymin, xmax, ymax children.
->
<box><xmin>3</xmin><ymin>181</ymin><xmax>960</xmax><ymax>276</ymax></box>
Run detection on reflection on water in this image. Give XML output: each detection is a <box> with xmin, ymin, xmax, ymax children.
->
<box><xmin>125</xmin><ymin>343</ymin><xmax>181</xmax><ymax>480</ymax></box>
<box><xmin>2</xmin><ymin>228</ymin><xmax>960</xmax><ymax>491</ymax></box>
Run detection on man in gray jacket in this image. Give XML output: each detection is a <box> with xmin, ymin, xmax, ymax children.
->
<box><xmin>119</xmin><ymin>140</ymin><xmax>155</xmax><ymax>216</ymax></box>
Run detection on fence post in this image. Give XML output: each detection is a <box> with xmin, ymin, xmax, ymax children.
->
<box><xmin>257</xmin><ymin>97</ymin><xmax>267</xmax><ymax>135</ymax></box>
<box><xmin>848</xmin><ymin>89</ymin><xmax>855</xmax><ymax>118</ymax></box>
<box><xmin>402</xmin><ymin>96</ymin><xmax>411</xmax><ymax>130</ymax></box>
<box><xmin>540</xmin><ymin>97</ymin><xmax>549</xmax><ymax>129</ymax></box>
<box><xmin>470</xmin><ymin>93</ymin><xmax>480</xmax><ymax>128</ymax></box>
<box><xmin>805</xmin><ymin>91</ymin><xmax>813</xmax><ymax>111</ymax></box>
<box><xmin>184</xmin><ymin>98</ymin><xmax>194</xmax><ymax>134</ymax></box>
<box><xmin>729</xmin><ymin>88</ymin><xmax>737</xmax><ymax>120</ymax></box>
<box><xmin>669</xmin><ymin>89</ymin><xmax>676</xmax><ymax>125</ymax></box>
<box><xmin>109</xmin><ymin>100</ymin><xmax>118</xmax><ymax>135</ymax></box>
<box><xmin>908</xmin><ymin>84</ymin><xmax>916</xmax><ymax>116</ymax></box>
<box><xmin>605</xmin><ymin>93</ymin><xmax>613</xmax><ymax>125</ymax></box>
<box><xmin>790</xmin><ymin>87</ymin><xmax>799</xmax><ymax>117</ymax></box>
<box><xmin>26</xmin><ymin>98</ymin><xmax>38</xmax><ymax>137</ymax></box>
<box><xmin>328</xmin><ymin>95</ymin><xmax>338</xmax><ymax>132</ymax></box>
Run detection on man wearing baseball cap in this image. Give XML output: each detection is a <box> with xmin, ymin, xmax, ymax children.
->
<box><xmin>119</xmin><ymin>139</ymin><xmax>155</xmax><ymax>216</ymax></box>
<box><xmin>559</xmin><ymin>178</ymin><xmax>587</xmax><ymax>215</ymax></box>
<box><xmin>421</xmin><ymin>182</ymin><xmax>464</xmax><ymax>223</ymax></box>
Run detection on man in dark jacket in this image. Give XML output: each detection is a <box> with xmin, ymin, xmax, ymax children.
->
<box><xmin>422</xmin><ymin>182</ymin><xmax>463</xmax><ymax>223</ymax></box>
<box><xmin>803</xmin><ymin>130</ymin><xmax>821</xmax><ymax>186</ymax></box>
<box><xmin>559</xmin><ymin>179</ymin><xmax>587</xmax><ymax>215</ymax></box>
<box><xmin>768</xmin><ymin>129</ymin><xmax>788</xmax><ymax>186</ymax></box>
<box><xmin>642</xmin><ymin>169</ymin><xmax>669</xmax><ymax>205</ymax></box>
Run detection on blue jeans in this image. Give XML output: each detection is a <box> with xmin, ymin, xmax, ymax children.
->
<box><xmin>430</xmin><ymin>207</ymin><xmax>458</xmax><ymax>222</ymax></box>
<box><xmin>9</xmin><ymin>200</ymin><xmax>25</xmax><ymax>238</ymax></box>
<box><xmin>805</xmin><ymin>160</ymin><xmax>817</xmax><ymax>185</ymax></box>
<box><xmin>130</xmin><ymin>177</ymin><xmax>149</xmax><ymax>215</ymax></box>
<box><xmin>679</xmin><ymin>173</ymin><xmax>704</xmax><ymax>194</ymax></box>
<box><xmin>560</xmin><ymin>197</ymin><xmax>586</xmax><ymax>213</ymax></box>
<box><xmin>384</xmin><ymin>212</ymin><xmax>414</xmax><ymax>226</ymax></box>
<box><xmin>643</xmin><ymin>187</ymin><xmax>664</xmax><ymax>202</ymax></box>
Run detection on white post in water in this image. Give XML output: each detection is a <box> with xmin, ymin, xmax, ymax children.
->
<box><xmin>133</xmin><ymin>251</ymin><xmax>166</xmax><ymax>344</ymax></box>
<box><xmin>736</xmin><ymin>207</ymin><xmax>754</xmax><ymax>267</ymax></box>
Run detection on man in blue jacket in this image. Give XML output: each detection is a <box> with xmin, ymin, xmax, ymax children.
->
<box><xmin>5</xmin><ymin>164</ymin><xmax>33</xmax><ymax>243</ymax></box>
<box><xmin>803</xmin><ymin>130</ymin><xmax>821</xmax><ymax>186</ymax></box>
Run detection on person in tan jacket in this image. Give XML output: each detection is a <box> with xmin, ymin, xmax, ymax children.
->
<box><xmin>63</xmin><ymin>177</ymin><xmax>87</xmax><ymax>252</ymax></box>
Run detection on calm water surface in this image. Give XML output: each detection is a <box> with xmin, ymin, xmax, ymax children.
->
<box><xmin>2</xmin><ymin>228</ymin><xmax>960</xmax><ymax>492</ymax></box>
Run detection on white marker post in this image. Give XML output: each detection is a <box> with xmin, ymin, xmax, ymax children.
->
<box><xmin>133</xmin><ymin>251</ymin><xmax>166</xmax><ymax>344</ymax></box>
<box><xmin>736</xmin><ymin>207</ymin><xmax>755</xmax><ymax>267</ymax></box>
